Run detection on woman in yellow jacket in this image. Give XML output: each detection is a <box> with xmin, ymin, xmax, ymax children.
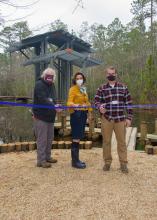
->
<box><xmin>67</xmin><ymin>72</ymin><xmax>93</xmax><ymax>169</ymax></box>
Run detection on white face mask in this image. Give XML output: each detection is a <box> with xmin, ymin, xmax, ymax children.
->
<box><xmin>76</xmin><ymin>79</ymin><xmax>83</xmax><ymax>86</ymax></box>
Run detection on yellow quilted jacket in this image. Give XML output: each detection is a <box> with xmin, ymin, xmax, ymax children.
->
<box><xmin>67</xmin><ymin>85</ymin><xmax>92</xmax><ymax>113</ymax></box>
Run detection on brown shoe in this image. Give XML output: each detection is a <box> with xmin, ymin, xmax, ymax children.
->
<box><xmin>37</xmin><ymin>162</ymin><xmax>51</xmax><ymax>168</ymax></box>
<box><xmin>47</xmin><ymin>158</ymin><xmax>58</xmax><ymax>163</ymax></box>
<box><xmin>103</xmin><ymin>164</ymin><xmax>110</xmax><ymax>171</ymax></box>
<box><xmin>120</xmin><ymin>164</ymin><xmax>128</xmax><ymax>173</ymax></box>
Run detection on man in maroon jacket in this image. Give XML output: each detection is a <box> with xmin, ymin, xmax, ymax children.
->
<box><xmin>94</xmin><ymin>66</ymin><xmax>133</xmax><ymax>173</ymax></box>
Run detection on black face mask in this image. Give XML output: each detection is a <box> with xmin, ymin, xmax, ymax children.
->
<box><xmin>107</xmin><ymin>75</ymin><xmax>116</xmax><ymax>81</ymax></box>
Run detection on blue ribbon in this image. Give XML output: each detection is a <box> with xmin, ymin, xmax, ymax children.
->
<box><xmin>0</xmin><ymin>101</ymin><xmax>157</xmax><ymax>109</ymax></box>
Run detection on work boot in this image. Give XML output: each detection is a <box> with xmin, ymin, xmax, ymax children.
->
<box><xmin>47</xmin><ymin>158</ymin><xmax>58</xmax><ymax>163</ymax></box>
<box><xmin>103</xmin><ymin>164</ymin><xmax>110</xmax><ymax>171</ymax></box>
<box><xmin>37</xmin><ymin>161</ymin><xmax>51</xmax><ymax>168</ymax></box>
<box><xmin>120</xmin><ymin>164</ymin><xmax>128</xmax><ymax>173</ymax></box>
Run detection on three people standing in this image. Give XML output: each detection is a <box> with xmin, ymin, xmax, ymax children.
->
<box><xmin>33</xmin><ymin>66</ymin><xmax>133</xmax><ymax>173</ymax></box>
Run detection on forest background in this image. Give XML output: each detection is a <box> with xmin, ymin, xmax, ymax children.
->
<box><xmin>0</xmin><ymin>0</ymin><xmax>157</xmax><ymax>105</ymax></box>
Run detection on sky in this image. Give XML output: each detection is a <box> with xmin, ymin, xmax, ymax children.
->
<box><xmin>2</xmin><ymin>0</ymin><xmax>133</xmax><ymax>34</ymax></box>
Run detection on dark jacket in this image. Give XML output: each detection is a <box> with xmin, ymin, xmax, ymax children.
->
<box><xmin>33</xmin><ymin>78</ymin><xmax>57</xmax><ymax>123</ymax></box>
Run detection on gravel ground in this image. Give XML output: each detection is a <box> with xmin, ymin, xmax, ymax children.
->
<box><xmin>0</xmin><ymin>148</ymin><xmax>157</xmax><ymax>220</ymax></box>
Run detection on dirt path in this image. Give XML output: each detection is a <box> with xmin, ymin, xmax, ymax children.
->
<box><xmin>0</xmin><ymin>148</ymin><xmax>157</xmax><ymax>220</ymax></box>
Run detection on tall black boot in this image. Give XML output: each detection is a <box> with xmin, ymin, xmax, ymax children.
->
<box><xmin>75</xmin><ymin>144</ymin><xmax>86</xmax><ymax>166</ymax></box>
<box><xmin>71</xmin><ymin>142</ymin><xmax>86</xmax><ymax>169</ymax></box>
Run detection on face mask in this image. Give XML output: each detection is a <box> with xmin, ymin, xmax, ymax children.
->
<box><xmin>44</xmin><ymin>74</ymin><xmax>54</xmax><ymax>84</ymax></box>
<box><xmin>107</xmin><ymin>75</ymin><xmax>116</xmax><ymax>81</ymax></box>
<box><xmin>76</xmin><ymin>79</ymin><xmax>83</xmax><ymax>86</ymax></box>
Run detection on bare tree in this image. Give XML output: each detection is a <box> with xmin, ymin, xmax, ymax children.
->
<box><xmin>0</xmin><ymin>0</ymin><xmax>40</xmax><ymax>24</ymax></box>
<box><xmin>72</xmin><ymin>0</ymin><xmax>84</xmax><ymax>14</ymax></box>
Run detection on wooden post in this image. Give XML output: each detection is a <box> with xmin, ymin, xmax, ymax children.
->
<box><xmin>34</xmin><ymin>45</ymin><xmax>41</xmax><ymax>81</ymax></box>
<box><xmin>95</xmin><ymin>112</ymin><xmax>98</xmax><ymax>128</ymax></box>
<box><xmin>145</xmin><ymin>139</ymin><xmax>150</xmax><ymax>151</ymax></box>
<box><xmin>155</xmin><ymin>118</ymin><xmax>157</xmax><ymax>134</ymax></box>
<box><xmin>145</xmin><ymin>138</ymin><xmax>150</xmax><ymax>145</ymax></box>
<box><xmin>28</xmin><ymin>142</ymin><xmax>36</xmax><ymax>151</ymax></box>
<box><xmin>52</xmin><ymin>141</ymin><xmax>58</xmax><ymax>149</ymax></box>
<box><xmin>57</xmin><ymin>112</ymin><xmax>62</xmax><ymax>123</ymax></box>
<box><xmin>61</xmin><ymin>112</ymin><xmax>67</xmax><ymax>135</ymax></box>
<box><xmin>88</xmin><ymin>112</ymin><xmax>95</xmax><ymax>140</ymax></box>
<box><xmin>153</xmin><ymin>146</ymin><xmax>157</xmax><ymax>154</ymax></box>
<box><xmin>65</xmin><ymin>141</ymin><xmax>72</xmax><ymax>149</ymax></box>
<box><xmin>0</xmin><ymin>144</ymin><xmax>8</xmax><ymax>153</ymax></box>
<box><xmin>58</xmin><ymin>111</ymin><xmax>71</xmax><ymax>137</ymax></box>
<box><xmin>140</xmin><ymin>121</ymin><xmax>148</xmax><ymax>145</ymax></box>
<box><xmin>97</xmin><ymin>117</ymin><xmax>101</xmax><ymax>128</ymax></box>
<box><xmin>85</xmin><ymin>141</ymin><xmax>92</xmax><ymax>149</ymax></box>
<box><xmin>21</xmin><ymin>142</ymin><xmax>29</xmax><ymax>151</ymax></box>
<box><xmin>62</xmin><ymin>115</ymin><xmax>67</xmax><ymax>130</ymax></box>
<box><xmin>58</xmin><ymin>141</ymin><xmax>65</xmax><ymax>149</ymax></box>
<box><xmin>15</xmin><ymin>142</ymin><xmax>21</xmax><ymax>152</ymax></box>
<box><xmin>145</xmin><ymin>145</ymin><xmax>153</xmax><ymax>154</ymax></box>
<box><xmin>92</xmin><ymin>133</ymin><xmax>100</xmax><ymax>142</ymax></box>
<box><xmin>34</xmin><ymin>142</ymin><xmax>37</xmax><ymax>150</ymax></box>
<box><xmin>7</xmin><ymin>143</ymin><xmax>15</xmax><ymax>152</ymax></box>
<box><xmin>79</xmin><ymin>141</ymin><xmax>85</xmax><ymax>149</ymax></box>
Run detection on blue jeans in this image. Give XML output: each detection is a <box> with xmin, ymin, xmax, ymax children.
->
<box><xmin>70</xmin><ymin>111</ymin><xmax>87</xmax><ymax>139</ymax></box>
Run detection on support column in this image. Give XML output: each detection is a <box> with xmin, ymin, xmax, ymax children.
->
<box><xmin>34</xmin><ymin>44</ymin><xmax>41</xmax><ymax>81</ymax></box>
<box><xmin>58</xmin><ymin>59</ymin><xmax>73</xmax><ymax>102</ymax></box>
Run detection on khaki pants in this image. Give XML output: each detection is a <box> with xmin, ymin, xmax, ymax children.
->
<box><xmin>101</xmin><ymin>116</ymin><xmax>127</xmax><ymax>165</ymax></box>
